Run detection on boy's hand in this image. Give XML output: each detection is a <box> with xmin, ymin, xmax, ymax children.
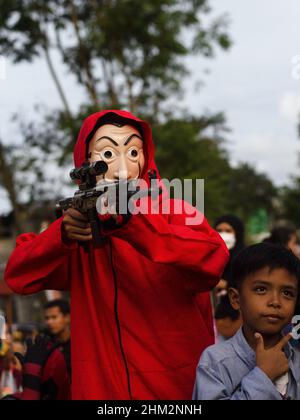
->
<box><xmin>62</xmin><ymin>208</ymin><xmax>92</xmax><ymax>242</ymax></box>
<box><xmin>255</xmin><ymin>332</ymin><xmax>292</xmax><ymax>382</ymax></box>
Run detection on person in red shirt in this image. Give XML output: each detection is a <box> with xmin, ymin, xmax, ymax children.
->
<box><xmin>5</xmin><ymin>110</ymin><xmax>228</xmax><ymax>400</ymax></box>
<box><xmin>1</xmin><ymin>335</ymin><xmax>70</xmax><ymax>400</ymax></box>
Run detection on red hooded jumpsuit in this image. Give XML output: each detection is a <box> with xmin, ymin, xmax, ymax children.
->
<box><xmin>5</xmin><ymin>110</ymin><xmax>229</xmax><ymax>399</ymax></box>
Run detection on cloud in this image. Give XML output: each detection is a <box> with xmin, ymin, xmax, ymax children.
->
<box><xmin>230</xmin><ymin>131</ymin><xmax>299</xmax><ymax>186</ymax></box>
<box><xmin>279</xmin><ymin>91</ymin><xmax>300</xmax><ymax>123</ymax></box>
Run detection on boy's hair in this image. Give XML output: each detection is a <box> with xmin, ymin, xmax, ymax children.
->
<box><xmin>44</xmin><ymin>299</ymin><xmax>70</xmax><ymax>315</ymax></box>
<box><xmin>231</xmin><ymin>243</ymin><xmax>300</xmax><ymax>292</ymax></box>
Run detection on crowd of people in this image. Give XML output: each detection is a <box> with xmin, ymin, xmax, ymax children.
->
<box><xmin>0</xmin><ymin>299</ymin><xmax>70</xmax><ymax>399</ymax></box>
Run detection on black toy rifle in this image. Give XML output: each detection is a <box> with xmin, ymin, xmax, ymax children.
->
<box><xmin>57</xmin><ymin>161</ymin><xmax>161</xmax><ymax>250</ymax></box>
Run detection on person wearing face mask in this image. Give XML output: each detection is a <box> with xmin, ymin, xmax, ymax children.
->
<box><xmin>213</xmin><ymin>215</ymin><xmax>245</xmax><ymax>341</ymax></box>
<box><xmin>4</xmin><ymin>110</ymin><xmax>229</xmax><ymax>400</ymax></box>
<box><xmin>215</xmin><ymin>214</ymin><xmax>245</xmax><ymax>284</ymax></box>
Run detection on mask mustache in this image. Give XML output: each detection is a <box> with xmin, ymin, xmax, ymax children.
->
<box><xmin>96</xmin><ymin>174</ymin><xmax>140</xmax><ymax>185</ymax></box>
<box><xmin>96</xmin><ymin>163</ymin><xmax>142</xmax><ymax>184</ymax></box>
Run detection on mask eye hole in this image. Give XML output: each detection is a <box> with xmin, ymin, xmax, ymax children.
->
<box><xmin>127</xmin><ymin>147</ymin><xmax>139</xmax><ymax>160</ymax></box>
<box><xmin>104</xmin><ymin>150</ymin><xmax>113</xmax><ymax>159</ymax></box>
<box><xmin>99</xmin><ymin>148</ymin><xmax>116</xmax><ymax>161</ymax></box>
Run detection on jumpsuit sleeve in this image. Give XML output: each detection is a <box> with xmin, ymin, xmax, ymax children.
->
<box><xmin>4</xmin><ymin>218</ymin><xmax>76</xmax><ymax>295</ymax></box>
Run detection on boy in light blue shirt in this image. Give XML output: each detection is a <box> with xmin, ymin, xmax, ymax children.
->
<box><xmin>193</xmin><ymin>243</ymin><xmax>300</xmax><ymax>400</ymax></box>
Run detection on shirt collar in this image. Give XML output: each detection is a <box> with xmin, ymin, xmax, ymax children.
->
<box><xmin>231</xmin><ymin>327</ymin><xmax>256</xmax><ymax>368</ymax></box>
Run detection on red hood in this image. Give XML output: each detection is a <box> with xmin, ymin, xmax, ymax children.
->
<box><xmin>73</xmin><ymin>109</ymin><xmax>159</xmax><ymax>185</ymax></box>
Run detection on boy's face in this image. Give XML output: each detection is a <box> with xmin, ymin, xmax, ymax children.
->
<box><xmin>229</xmin><ymin>267</ymin><xmax>298</xmax><ymax>336</ymax></box>
<box><xmin>88</xmin><ymin>124</ymin><xmax>145</xmax><ymax>182</ymax></box>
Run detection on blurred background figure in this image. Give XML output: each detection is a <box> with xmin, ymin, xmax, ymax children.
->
<box><xmin>214</xmin><ymin>294</ymin><xmax>242</xmax><ymax>342</ymax></box>
<box><xmin>43</xmin><ymin>299</ymin><xmax>70</xmax><ymax>344</ymax></box>
<box><xmin>11</xmin><ymin>338</ymin><xmax>25</xmax><ymax>372</ymax></box>
<box><xmin>0</xmin><ymin>347</ymin><xmax>22</xmax><ymax>398</ymax></box>
<box><xmin>43</xmin><ymin>299</ymin><xmax>71</xmax><ymax>388</ymax></box>
<box><xmin>214</xmin><ymin>214</ymin><xmax>245</xmax><ymax>299</ymax></box>
<box><xmin>1</xmin><ymin>334</ymin><xmax>71</xmax><ymax>400</ymax></box>
<box><xmin>0</xmin><ymin>298</ymin><xmax>71</xmax><ymax>399</ymax></box>
<box><xmin>263</xmin><ymin>225</ymin><xmax>299</xmax><ymax>257</ymax></box>
<box><xmin>215</xmin><ymin>215</ymin><xmax>245</xmax><ymax>280</ymax></box>
<box><xmin>213</xmin><ymin>214</ymin><xmax>245</xmax><ymax>341</ymax></box>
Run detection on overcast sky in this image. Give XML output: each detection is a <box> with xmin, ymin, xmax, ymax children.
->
<box><xmin>1</xmin><ymin>0</ymin><xmax>300</xmax><ymax>213</ymax></box>
<box><xmin>185</xmin><ymin>0</ymin><xmax>300</xmax><ymax>186</ymax></box>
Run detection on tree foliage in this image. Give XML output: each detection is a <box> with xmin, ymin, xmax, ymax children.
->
<box><xmin>0</xmin><ymin>0</ymin><xmax>231</xmax><ymax>114</ymax></box>
<box><xmin>153</xmin><ymin>118</ymin><xmax>278</xmax><ymax>224</ymax></box>
<box><xmin>0</xmin><ymin>1</ymin><xmax>279</xmax><ymax>232</ymax></box>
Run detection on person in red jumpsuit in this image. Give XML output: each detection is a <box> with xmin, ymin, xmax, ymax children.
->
<box><xmin>5</xmin><ymin>110</ymin><xmax>228</xmax><ymax>400</ymax></box>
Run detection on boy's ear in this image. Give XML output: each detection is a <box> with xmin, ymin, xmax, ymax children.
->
<box><xmin>228</xmin><ymin>287</ymin><xmax>240</xmax><ymax>310</ymax></box>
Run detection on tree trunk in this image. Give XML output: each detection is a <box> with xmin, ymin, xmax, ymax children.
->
<box><xmin>0</xmin><ymin>142</ymin><xmax>23</xmax><ymax>234</ymax></box>
<box><xmin>43</xmin><ymin>44</ymin><xmax>73</xmax><ymax>121</ymax></box>
<box><xmin>67</xmin><ymin>0</ymin><xmax>99</xmax><ymax>106</ymax></box>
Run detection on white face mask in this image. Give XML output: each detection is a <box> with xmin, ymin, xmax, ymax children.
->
<box><xmin>88</xmin><ymin>124</ymin><xmax>145</xmax><ymax>184</ymax></box>
<box><xmin>219</xmin><ymin>232</ymin><xmax>236</xmax><ymax>250</ymax></box>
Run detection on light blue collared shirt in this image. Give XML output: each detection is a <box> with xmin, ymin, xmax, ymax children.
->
<box><xmin>193</xmin><ymin>327</ymin><xmax>300</xmax><ymax>400</ymax></box>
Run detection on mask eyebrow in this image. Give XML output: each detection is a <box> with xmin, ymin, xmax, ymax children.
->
<box><xmin>124</xmin><ymin>134</ymin><xmax>143</xmax><ymax>146</ymax></box>
<box><xmin>96</xmin><ymin>136</ymin><xmax>119</xmax><ymax>146</ymax></box>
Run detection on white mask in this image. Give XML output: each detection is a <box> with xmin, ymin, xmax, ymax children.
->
<box><xmin>219</xmin><ymin>232</ymin><xmax>236</xmax><ymax>250</ymax></box>
<box><xmin>88</xmin><ymin>124</ymin><xmax>145</xmax><ymax>183</ymax></box>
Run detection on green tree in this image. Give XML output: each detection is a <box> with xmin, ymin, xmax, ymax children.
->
<box><xmin>280</xmin><ymin>177</ymin><xmax>300</xmax><ymax>227</ymax></box>
<box><xmin>0</xmin><ymin>0</ymin><xmax>231</xmax><ymax>115</ymax></box>
<box><xmin>153</xmin><ymin>120</ymin><xmax>279</xmax><ymax>225</ymax></box>
<box><xmin>153</xmin><ymin>113</ymin><xmax>232</xmax><ymax>222</ymax></box>
<box><xmin>227</xmin><ymin>163</ymin><xmax>278</xmax><ymax>223</ymax></box>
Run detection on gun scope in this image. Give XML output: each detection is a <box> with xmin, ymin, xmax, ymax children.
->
<box><xmin>70</xmin><ymin>161</ymin><xmax>108</xmax><ymax>181</ymax></box>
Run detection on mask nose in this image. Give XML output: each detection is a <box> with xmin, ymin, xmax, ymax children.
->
<box><xmin>114</xmin><ymin>155</ymin><xmax>131</xmax><ymax>180</ymax></box>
